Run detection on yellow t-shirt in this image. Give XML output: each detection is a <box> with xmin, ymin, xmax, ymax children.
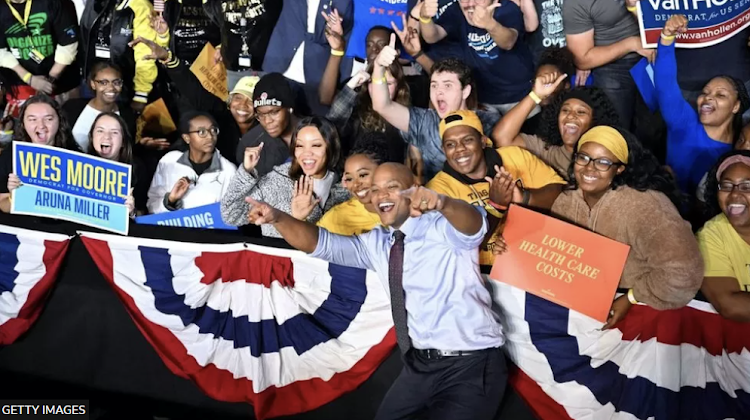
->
<box><xmin>317</xmin><ymin>198</ymin><xmax>382</xmax><ymax>236</ymax></box>
<box><xmin>427</xmin><ymin>146</ymin><xmax>566</xmax><ymax>266</ymax></box>
<box><xmin>697</xmin><ymin>214</ymin><xmax>750</xmax><ymax>291</ymax></box>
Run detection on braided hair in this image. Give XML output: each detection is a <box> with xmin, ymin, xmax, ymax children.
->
<box><xmin>538</xmin><ymin>87</ymin><xmax>620</xmax><ymax>148</ymax></box>
<box><xmin>349</xmin><ymin>131</ymin><xmax>398</xmax><ymax>164</ymax></box>
<box><xmin>712</xmin><ymin>75</ymin><xmax>750</xmax><ymax>145</ymax></box>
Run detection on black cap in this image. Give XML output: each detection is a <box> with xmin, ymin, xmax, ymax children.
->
<box><xmin>252</xmin><ymin>73</ymin><xmax>295</xmax><ymax>109</ymax></box>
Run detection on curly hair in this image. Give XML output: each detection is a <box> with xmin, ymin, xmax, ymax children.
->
<box><xmin>710</xmin><ymin>75</ymin><xmax>750</xmax><ymax>145</ymax></box>
<box><xmin>288</xmin><ymin>116</ymin><xmax>342</xmax><ymax>180</ymax></box>
<box><xmin>13</xmin><ymin>94</ymin><xmax>79</xmax><ymax>151</ymax></box>
<box><xmin>349</xmin><ymin>131</ymin><xmax>399</xmax><ymax>164</ymax></box>
<box><xmin>703</xmin><ymin>149</ymin><xmax>750</xmax><ymax>219</ymax></box>
<box><xmin>87</xmin><ymin>112</ymin><xmax>133</xmax><ymax>165</ymax></box>
<box><xmin>357</xmin><ymin>61</ymin><xmax>410</xmax><ymax>133</ymax></box>
<box><xmin>538</xmin><ymin>87</ymin><xmax>620</xmax><ymax>148</ymax></box>
<box><xmin>566</xmin><ymin>125</ymin><xmax>685</xmax><ymax>211</ymax></box>
<box><xmin>537</xmin><ymin>47</ymin><xmax>576</xmax><ymax>78</ymax></box>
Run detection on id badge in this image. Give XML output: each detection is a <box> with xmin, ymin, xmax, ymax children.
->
<box><xmin>29</xmin><ymin>49</ymin><xmax>45</xmax><ymax>64</ymax></box>
<box><xmin>95</xmin><ymin>45</ymin><xmax>111</xmax><ymax>59</ymax></box>
<box><xmin>238</xmin><ymin>54</ymin><xmax>252</xmax><ymax>68</ymax></box>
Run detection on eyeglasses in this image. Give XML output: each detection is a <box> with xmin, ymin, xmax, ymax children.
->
<box><xmin>574</xmin><ymin>153</ymin><xmax>622</xmax><ymax>172</ymax></box>
<box><xmin>255</xmin><ymin>108</ymin><xmax>283</xmax><ymax>122</ymax></box>
<box><xmin>93</xmin><ymin>79</ymin><xmax>124</xmax><ymax>88</ymax></box>
<box><xmin>188</xmin><ymin>126</ymin><xmax>220</xmax><ymax>138</ymax></box>
<box><xmin>718</xmin><ymin>181</ymin><xmax>750</xmax><ymax>193</ymax></box>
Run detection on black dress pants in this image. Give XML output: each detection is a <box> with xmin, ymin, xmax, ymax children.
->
<box><xmin>374</xmin><ymin>347</ymin><xmax>507</xmax><ymax>420</ymax></box>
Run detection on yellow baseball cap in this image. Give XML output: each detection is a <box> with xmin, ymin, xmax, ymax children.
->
<box><xmin>230</xmin><ymin>76</ymin><xmax>260</xmax><ymax>100</ymax></box>
<box><xmin>439</xmin><ymin>110</ymin><xmax>484</xmax><ymax>139</ymax></box>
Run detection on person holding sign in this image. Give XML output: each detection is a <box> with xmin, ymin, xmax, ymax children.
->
<box><xmin>550</xmin><ymin>126</ymin><xmax>702</xmax><ymax>327</ymax></box>
<box><xmin>654</xmin><ymin>15</ymin><xmax>750</xmax><ymax>198</ymax></box>
<box><xmin>427</xmin><ymin>109</ymin><xmax>565</xmax><ymax>265</ymax></box>
<box><xmin>221</xmin><ymin>117</ymin><xmax>350</xmax><ymax>238</ymax></box>
<box><xmin>244</xmin><ymin>162</ymin><xmax>507</xmax><ymax>420</ymax></box>
<box><xmin>318</xmin><ymin>133</ymin><xmax>396</xmax><ymax>236</ymax></box>
<box><xmin>0</xmin><ymin>94</ymin><xmax>79</xmax><ymax>213</ymax></box>
<box><xmin>146</xmin><ymin>111</ymin><xmax>236</xmax><ymax>214</ymax></box>
<box><xmin>698</xmin><ymin>151</ymin><xmax>750</xmax><ymax>322</ymax></box>
<box><xmin>492</xmin><ymin>72</ymin><xmax>620</xmax><ymax>175</ymax></box>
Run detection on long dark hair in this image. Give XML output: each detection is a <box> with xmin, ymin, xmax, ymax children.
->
<box><xmin>87</xmin><ymin>112</ymin><xmax>133</xmax><ymax>164</ymax></box>
<box><xmin>710</xmin><ymin>75</ymin><xmax>750</xmax><ymax>145</ymax></box>
<box><xmin>13</xmin><ymin>94</ymin><xmax>79</xmax><ymax>151</ymax></box>
<box><xmin>288</xmin><ymin>117</ymin><xmax>342</xmax><ymax>180</ymax></box>
<box><xmin>704</xmin><ymin>149</ymin><xmax>750</xmax><ymax>219</ymax></box>
<box><xmin>539</xmin><ymin>87</ymin><xmax>620</xmax><ymax>148</ymax></box>
<box><xmin>566</xmin><ymin>126</ymin><xmax>684</xmax><ymax>211</ymax></box>
<box><xmin>356</xmin><ymin>61</ymin><xmax>410</xmax><ymax>133</ymax></box>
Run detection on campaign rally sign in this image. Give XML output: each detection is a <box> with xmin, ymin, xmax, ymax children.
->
<box><xmin>491</xmin><ymin>205</ymin><xmax>630</xmax><ymax>322</ymax></box>
<box><xmin>11</xmin><ymin>143</ymin><xmax>131</xmax><ymax>235</ymax></box>
<box><xmin>135</xmin><ymin>203</ymin><xmax>237</xmax><ymax>230</ymax></box>
<box><xmin>637</xmin><ymin>0</ymin><xmax>750</xmax><ymax>48</ymax></box>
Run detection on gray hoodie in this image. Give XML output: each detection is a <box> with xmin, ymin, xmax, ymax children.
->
<box><xmin>221</xmin><ymin>162</ymin><xmax>350</xmax><ymax>238</ymax></box>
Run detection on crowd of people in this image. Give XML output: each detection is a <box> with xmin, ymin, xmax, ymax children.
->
<box><xmin>0</xmin><ymin>0</ymin><xmax>748</xmax><ymax>417</ymax></box>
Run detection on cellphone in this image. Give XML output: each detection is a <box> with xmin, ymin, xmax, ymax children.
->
<box><xmin>154</xmin><ymin>0</ymin><xmax>164</xmax><ymax>13</ymax></box>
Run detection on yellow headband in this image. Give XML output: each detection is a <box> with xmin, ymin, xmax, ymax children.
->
<box><xmin>577</xmin><ymin>126</ymin><xmax>629</xmax><ymax>164</ymax></box>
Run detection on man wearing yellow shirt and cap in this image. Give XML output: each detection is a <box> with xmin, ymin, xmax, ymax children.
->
<box><xmin>427</xmin><ymin>110</ymin><xmax>566</xmax><ymax>265</ymax></box>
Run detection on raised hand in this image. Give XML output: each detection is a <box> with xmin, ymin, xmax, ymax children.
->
<box><xmin>400</xmin><ymin>186</ymin><xmax>445</xmax><ymax>217</ymax></box>
<box><xmin>420</xmin><ymin>0</ymin><xmax>438</xmax><ymax>19</ymax></box>
<box><xmin>213</xmin><ymin>45</ymin><xmax>223</xmax><ymax>65</ymax></box>
<box><xmin>246</xmin><ymin>197</ymin><xmax>281</xmax><ymax>225</ymax></box>
<box><xmin>391</xmin><ymin>14</ymin><xmax>422</xmax><ymax>57</ymax></box>
<box><xmin>168</xmin><ymin>177</ymin><xmax>191</xmax><ymax>204</ymax></box>
<box><xmin>485</xmin><ymin>165</ymin><xmax>515</xmax><ymax>208</ymax></box>
<box><xmin>140</xmin><ymin>137</ymin><xmax>170</xmax><ymax>150</ymax></box>
<box><xmin>322</xmin><ymin>8</ymin><xmax>345</xmax><ymax>51</ymax></box>
<box><xmin>532</xmin><ymin>72</ymin><xmax>568</xmax><ymax>102</ymax></box>
<box><xmin>375</xmin><ymin>33</ymin><xmax>399</xmax><ymax>69</ymax></box>
<box><xmin>125</xmin><ymin>187</ymin><xmax>135</xmax><ymax>216</ymax></box>
<box><xmin>244</xmin><ymin>143</ymin><xmax>264</xmax><ymax>172</ymax></box>
<box><xmin>150</xmin><ymin>11</ymin><xmax>168</xmax><ymax>35</ymax></box>
<box><xmin>574</xmin><ymin>69</ymin><xmax>590</xmax><ymax>87</ymax></box>
<box><xmin>346</xmin><ymin>70</ymin><xmax>371</xmax><ymax>90</ymax></box>
<box><xmin>7</xmin><ymin>173</ymin><xmax>21</xmax><ymax>192</ymax></box>
<box><xmin>663</xmin><ymin>14</ymin><xmax>688</xmax><ymax>37</ymax></box>
<box><xmin>291</xmin><ymin>175</ymin><xmax>320</xmax><ymax>220</ymax></box>
<box><xmin>468</xmin><ymin>2</ymin><xmax>501</xmax><ymax>30</ymax></box>
<box><xmin>129</xmin><ymin>36</ymin><xmax>169</xmax><ymax>61</ymax></box>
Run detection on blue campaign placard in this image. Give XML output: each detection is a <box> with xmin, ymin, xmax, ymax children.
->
<box><xmin>11</xmin><ymin>143</ymin><xmax>131</xmax><ymax>235</ymax></box>
<box><xmin>135</xmin><ymin>203</ymin><xmax>238</xmax><ymax>231</ymax></box>
<box><xmin>638</xmin><ymin>0</ymin><xmax>750</xmax><ymax>48</ymax></box>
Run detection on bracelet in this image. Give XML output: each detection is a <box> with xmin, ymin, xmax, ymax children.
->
<box><xmin>412</xmin><ymin>50</ymin><xmax>424</xmax><ymax>59</ymax></box>
<box><xmin>660</xmin><ymin>33</ymin><xmax>676</xmax><ymax>41</ymax></box>
<box><xmin>626</xmin><ymin>5</ymin><xmax>637</xmax><ymax>11</ymax></box>
<box><xmin>330</xmin><ymin>49</ymin><xmax>345</xmax><ymax>57</ymax></box>
<box><xmin>487</xmin><ymin>200</ymin><xmax>508</xmax><ymax>211</ymax></box>
<box><xmin>419</xmin><ymin>16</ymin><xmax>432</xmax><ymax>24</ymax></box>
<box><xmin>627</xmin><ymin>288</ymin><xmax>639</xmax><ymax>305</ymax></box>
<box><xmin>372</xmin><ymin>76</ymin><xmax>387</xmax><ymax>85</ymax></box>
<box><xmin>528</xmin><ymin>91</ymin><xmax>542</xmax><ymax>105</ymax></box>
<box><xmin>22</xmin><ymin>73</ymin><xmax>32</xmax><ymax>83</ymax></box>
<box><xmin>409</xmin><ymin>13</ymin><xmax>420</xmax><ymax>21</ymax></box>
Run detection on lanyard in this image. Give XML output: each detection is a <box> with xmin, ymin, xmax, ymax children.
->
<box><xmin>6</xmin><ymin>0</ymin><xmax>32</xmax><ymax>27</ymax></box>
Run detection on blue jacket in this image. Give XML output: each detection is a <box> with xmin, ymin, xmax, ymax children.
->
<box><xmin>262</xmin><ymin>0</ymin><xmax>354</xmax><ymax>86</ymax></box>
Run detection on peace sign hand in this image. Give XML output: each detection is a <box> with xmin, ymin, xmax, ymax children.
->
<box><xmin>469</xmin><ymin>2</ymin><xmax>501</xmax><ymax>30</ymax></box>
<box><xmin>391</xmin><ymin>14</ymin><xmax>422</xmax><ymax>57</ymax></box>
<box><xmin>291</xmin><ymin>175</ymin><xmax>320</xmax><ymax>220</ymax></box>
<box><xmin>322</xmin><ymin>8</ymin><xmax>345</xmax><ymax>51</ymax></box>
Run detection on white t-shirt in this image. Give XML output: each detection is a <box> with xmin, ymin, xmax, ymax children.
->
<box><xmin>72</xmin><ymin>105</ymin><xmax>119</xmax><ymax>151</ymax></box>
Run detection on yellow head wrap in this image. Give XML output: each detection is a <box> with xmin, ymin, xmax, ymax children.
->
<box><xmin>576</xmin><ymin>126</ymin><xmax>629</xmax><ymax>164</ymax></box>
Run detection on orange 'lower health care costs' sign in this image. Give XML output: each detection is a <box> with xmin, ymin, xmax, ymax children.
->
<box><xmin>490</xmin><ymin>205</ymin><xmax>631</xmax><ymax>323</ymax></box>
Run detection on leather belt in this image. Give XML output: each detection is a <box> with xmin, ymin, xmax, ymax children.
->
<box><xmin>412</xmin><ymin>349</ymin><xmax>480</xmax><ymax>360</ymax></box>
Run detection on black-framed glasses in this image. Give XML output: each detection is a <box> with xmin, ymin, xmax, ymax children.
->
<box><xmin>255</xmin><ymin>108</ymin><xmax>283</xmax><ymax>122</ymax></box>
<box><xmin>718</xmin><ymin>181</ymin><xmax>750</xmax><ymax>193</ymax></box>
<box><xmin>93</xmin><ymin>78</ymin><xmax>124</xmax><ymax>88</ymax></box>
<box><xmin>188</xmin><ymin>126</ymin><xmax>220</xmax><ymax>138</ymax></box>
<box><xmin>574</xmin><ymin>153</ymin><xmax>622</xmax><ymax>172</ymax></box>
